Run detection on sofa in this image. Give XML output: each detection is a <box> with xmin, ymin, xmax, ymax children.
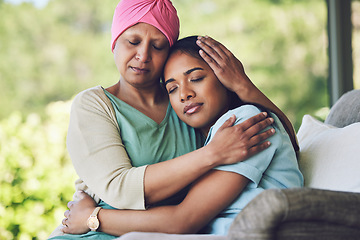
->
<box><xmin>117</xmin><ymin>89</ymin><xmax>360</xmax><ymax>240</ymax></box>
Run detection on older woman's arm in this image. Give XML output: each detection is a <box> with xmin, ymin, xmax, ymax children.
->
<box><xmin>68</xmin><ymin>87</ymin><xmax>274</xmax><ymax>210</ymax></box>
<box><xmin>62</xmin><ymin>169</ymin><xmax>249</xmax><ymax>235</ymax></box>
<box><xmin>67</xmin><ymin>87</ymin><xmax>147</xmax><ymax>210</ymax></box>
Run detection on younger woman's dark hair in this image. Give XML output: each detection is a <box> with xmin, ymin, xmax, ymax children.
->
<box><xmin>168</xmin><ymin>36</ymin><xmax>203</xmax><ymax>61</ymax></box>
<box><xmin>165</xmin><ymin>36</ymin><xmax>271</xmax><ymax>114</ymax></box>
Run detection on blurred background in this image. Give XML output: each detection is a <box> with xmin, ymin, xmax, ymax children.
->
<box><xmin>0</xmin><ymin>0</ymin><xmax>359</xmax><ymax>239</ymax></box>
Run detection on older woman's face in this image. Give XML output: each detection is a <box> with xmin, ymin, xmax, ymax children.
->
<box><xmin>113</xmin><ymin>22</ymin><xmax>170</xmax><ymax>88</ymax></box>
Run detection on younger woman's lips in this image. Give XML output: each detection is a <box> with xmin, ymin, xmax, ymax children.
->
<box><xmin>184</xmin><ymin>103</ymin><xmax>203</xmax><ymax>114</ymax></box>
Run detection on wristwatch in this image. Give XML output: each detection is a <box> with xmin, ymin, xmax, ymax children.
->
<box><xmin>87</xmin><ymin>207</ymin><xmax>102</xmax><ymax>231</ymax></box>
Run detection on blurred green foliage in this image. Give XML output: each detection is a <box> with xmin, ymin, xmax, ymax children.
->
<box><xmin>0</xmin><ymin>0</ymin><xmax>345</xmax><ymax>239</ymax></box>
<box><xmin>0</xmin><ymin>0</ymin><xmax>119</xmax><ymax>120</ymax></box>
<box><xmin>0</xmin><ymin>101</ymin><xmax>76</xmax><ymax>239</ymax></box>
<box><xmin>0</xmin><ymin>0</ymin><xmax>329</xmax><ymax>128</ymax></box>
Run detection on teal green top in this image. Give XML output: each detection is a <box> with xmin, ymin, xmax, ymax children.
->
<box><xmin>104</xmin><ymin>90</ymin><xmax>204</xmax><ymax>168</ymax></box>
<box><xmin>50</xmin><ymin>89</ymin><xmax>204</xmax><ymax>239</ymax></box>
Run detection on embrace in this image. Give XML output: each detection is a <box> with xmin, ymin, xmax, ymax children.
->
<box><xmin>49</xmin><ymin>0</ymin><xmax>303</xmax><ymax>239</ymax></box>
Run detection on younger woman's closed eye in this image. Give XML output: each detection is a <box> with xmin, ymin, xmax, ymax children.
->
<box><xmin>190</xmin><ymin>77</ymin><xmax>204</xmax><ymax>82</ymax></box>
<box><xmin>167</xmin><ymin>85</ymin><xmax>177</xmax><ymax>94</ymax></box>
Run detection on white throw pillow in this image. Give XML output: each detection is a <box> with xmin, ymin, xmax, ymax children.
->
<box><xmin>297</xmin><ymin>115</ymin><xmax>360</xmax><ymax>192</ymax></box>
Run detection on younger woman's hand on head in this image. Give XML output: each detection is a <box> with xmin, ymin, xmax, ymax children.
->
<box><xmin>206</xmin><ymin>112</ymin><xmax>275</xmax><ymax>166</ymax></box>
<box><xmin>61</xmin><ymin>191</ymin><xmax>96</xmax><ymax>235</ymax></box>
<box><xmin>196</xmin><ymin>36</ymin><xmax>251</xmax><ymax>94</ymax></box>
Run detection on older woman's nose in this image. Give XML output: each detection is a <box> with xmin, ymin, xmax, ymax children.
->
<box><xmin>136</xmin><ymin>44</ymin><xmax>151</xmax><ymax>63</ymax></box>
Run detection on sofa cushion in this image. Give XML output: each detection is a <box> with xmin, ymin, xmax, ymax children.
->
<box><xmin>325</xmin><ymin>89</ymin><xmax>360</xmax><ymax>127</ymax></box>
<box><xmin>297</xmin><ymin>115</ymin><xmax>360</xmax><ymax>192</ymax></box>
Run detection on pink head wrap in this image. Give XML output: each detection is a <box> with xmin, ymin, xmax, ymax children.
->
<box><xmin>111</xmin><ymin>0</ymin><xmax>180</xmax><ymax>52</ymax></box>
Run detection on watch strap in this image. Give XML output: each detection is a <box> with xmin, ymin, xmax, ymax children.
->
<box><xmin>87</xmin><ymin>206</ymin><xmax>102</xmax><ymax>231</ymax></box>
<box><xmin>91</xmin><ymin>206</ymin><xmax>102</xmax><ymax>217</ymax></box>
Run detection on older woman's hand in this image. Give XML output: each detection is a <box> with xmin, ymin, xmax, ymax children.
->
<box><xmin>61</xmin><ymin>191</ymin><xmax>96</xmax><ymax>235</ymax></box>
<box><xmin>196</xmin><ymin>36</ymin><xmax>253</xmax><ymax>95</ymax></box>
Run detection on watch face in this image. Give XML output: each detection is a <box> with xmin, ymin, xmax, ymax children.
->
<box><xmin>87</xmin><ymin>216</ymin><xmax>99</xmax><ymax>230</ymax></box>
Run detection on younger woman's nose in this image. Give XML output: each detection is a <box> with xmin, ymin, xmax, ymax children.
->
<box><xmin>180</xmin><ymin>85</ymin><xmax>195</xmax><ymax>102</ymax></box>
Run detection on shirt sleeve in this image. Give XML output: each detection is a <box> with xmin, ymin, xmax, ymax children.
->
<box><xmin>67</xmin><ymin>86</ymin><xmax>147</xmax><ymax>210</ymax></box>
<box><xmin>211</xmin><ymin>105</ymin><xmax>282</xmax><ymax>187</ymax></box>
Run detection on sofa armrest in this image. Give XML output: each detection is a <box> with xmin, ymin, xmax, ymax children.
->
<box><xmin>228</xmin><ymin>188</ymin><xmax>360</xmax><ymax>240</ymax></box>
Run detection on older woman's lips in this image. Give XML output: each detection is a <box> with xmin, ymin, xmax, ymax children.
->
<box><xmin>131</xmin><ymin>67</ymin><xmax>149</xmax><ymax>74</ymax></box>
<box><xmin>184</xmin><ymin>103</ymin><xmax>203</xmax><ymax>114</ymax></box>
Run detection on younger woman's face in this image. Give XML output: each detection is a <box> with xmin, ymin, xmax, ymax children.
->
<box><xmin>164</xmin><ymin>51</ymin><xmax>230</xmax><ymax>135</ymax></box>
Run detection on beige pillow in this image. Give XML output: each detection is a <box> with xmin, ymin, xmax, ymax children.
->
<box><xmin>297</xmin><ymin>115</ymin><xmax>360</xmax><ymax>192</ymax></box>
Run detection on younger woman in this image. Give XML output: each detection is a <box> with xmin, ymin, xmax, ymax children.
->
<box><xmin>62</xmin><ymin>36</ymin><xmax>303</xmax><ymax>236</ymax></box>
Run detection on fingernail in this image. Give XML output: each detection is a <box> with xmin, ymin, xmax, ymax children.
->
<box><xmin>269</xmin><ymin>118</ymin><xmax>274</xmax><ymax>123</ymax></box>
<box><xmin>196</xmin><ymin>40</ymin><xmax>202</xmax><ymax>45</ymax></box>
<box><xmin>262</xmin><ymin>112</ymin><xmax>267</xmax><ymax>117</ymax></box>
<box><xmin>271</xmin><ymin>128</ymin><xmax>275</xmax><ymax>133</ymax></box>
